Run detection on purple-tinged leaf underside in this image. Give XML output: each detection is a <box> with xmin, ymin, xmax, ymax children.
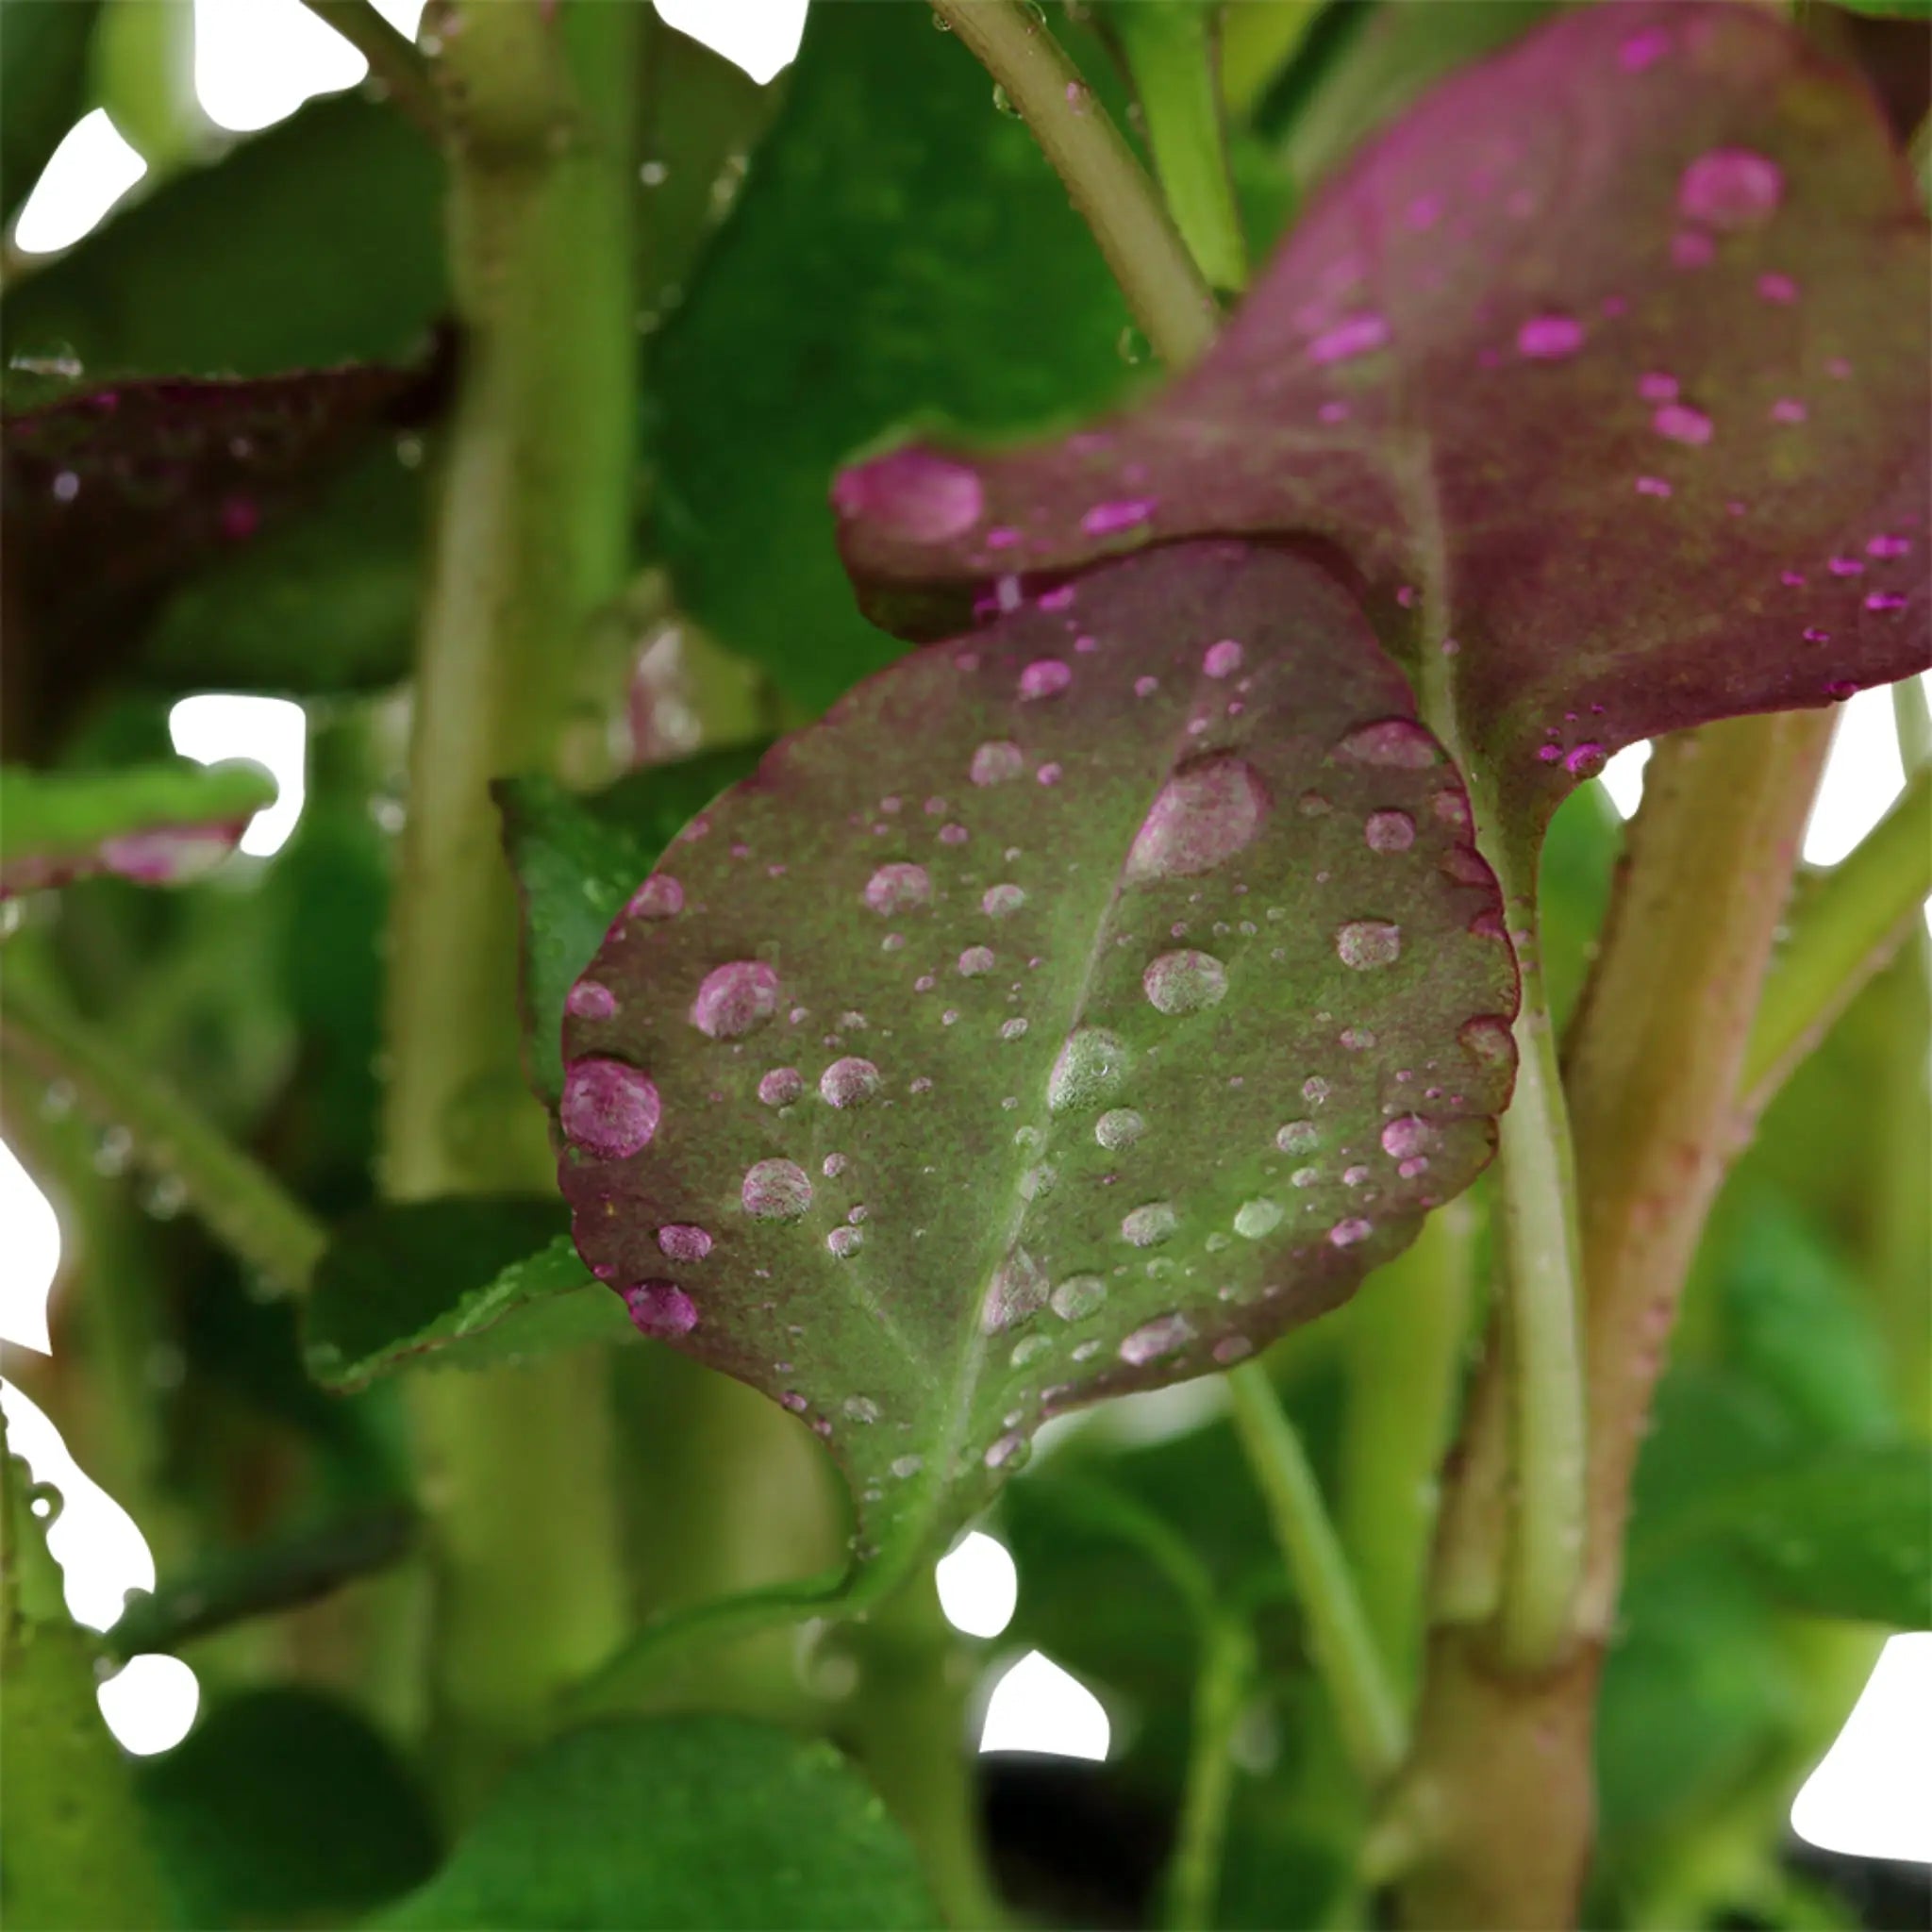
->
<box><xmin>837</xmin><ymin>2</ymin><xmax>1930</xmax><ymax>830</ymax></box>
<box><xmin>558</xmin><ymin>543</ymin><xmax>1517</xmax><ymax>1567</ymax></box>
<box><xmin>0</xmin><ymin>758</ymin><xmax>276</xmax><ymax>898</ymax></box>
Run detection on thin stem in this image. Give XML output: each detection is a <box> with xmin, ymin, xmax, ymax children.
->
<box><xmin>1337</xmin><ymin>1195</ymin><xmax>1478</xmax><ymax>1697</ymax></box>
<box><xmin>298</xmin><ymin>0</ymin><xmax>441</xmax><ymax>137</ymax></box>
<box><xmin>1227</xmin><ymin>1362</ymin><xmax>1404</xmax><ymax>1786</ymax></box>
<box><xmin>932</xmin><ymin>0</ymin><xmax>1218</xmax><ymax>368</ymax></box>
<box><xmin>1165</xmin><ymin>1614</ymin><xmax>1257</xmax><ymax>1932</ymax></box>
<box><xmin>1892</xmin><ymin>673</ymin><xmax>1931</xmax><ymax>774</ymax></box>
<box><xmin>1107</xmin><ymin>2</ymin><xmax>1247</xmax><ymax>294</ymax></box>
<box><xmin>0</xmin><ymin>971</ymin><xmax>326</xmax><ymax>1294</ymax></box>
<box><xmin>1740</xmin><ymin>764</ymin><xmax>1932</xmax><ymax>1113</ymax></box>
<box><xmin>384</xmin><ymin>0</ymin><xmax>637</xmax><ymax>1786</ymax></box>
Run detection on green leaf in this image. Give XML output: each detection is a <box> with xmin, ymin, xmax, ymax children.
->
<box><xmin>2</xmin><ymin>95</ymin><xmax>445</xmax><ymax>377</ymax></box>
<box><xmin>1718</xmin><ymin>1441</ymin><xmax>1931</xmax><ymax>1628</ymax></box>
<box><xmin>841</xmin><ymin>2</ymin><xmax>1930</xmax><ymax>832</ymax></box>
<box><xmin>649</xmin><ymin>0</ymin><xmax>1140</xmax><ymax>710</ymax></box>
<box><xmin>499</xmin><ymin>747</ymin><xmax>767</xmax><ymax>1108</ymax></box>
<box><xmin>383</xmin><ymin>1715</ymin><xmax>936</xmax><ymax>1930</ymax></box>
<box><xmin>0</xmin><ymin>758</ymin><xmax>275</xmax><ymax>896</ymax></box>
<box><xmin>557</xmin><ymin>541</ymin><xmax>1517</xmax><ymax>1586</ymax></box>
<box><xmin>304</xmin><ymin>1203</ymin><xmax>627</xmax><ymax>1391</ymax></box>
<box><xmin>0</xmin><ymin>0</ymin><xmax>103</xmax><ymax>224</ymax></box>
<box><xmin>138</xmin><ymin>1689</ymin><xmax>441</xmax><ymax>1928</ymax></box>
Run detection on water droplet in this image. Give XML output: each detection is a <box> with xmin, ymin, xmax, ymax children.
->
<box><xmin>1303</xmin><ymin>1076</ymin><xmax>1332</xmax><ymax>1107</ymax></box>
<box><xmin>1291</xmin><ymin>1165</ymin><xmax>1320</xmax><ymax>1188</ymax></box>
<box><xmin>843</xmin><ymin>1394</ymin><xmax>879</xmax><ymax>1424</ymax></box>
<box><xmin>984</xmin><ymin>1248</ymin><xmax>1048</xmax><ymax>1330</ymax></box>
<box><xmin>832</xmin><ymin>449</ymin><xmax>983</xmax><ymax>541</ymax></box>
<box><xmin>1212</xmin><ymin>1335</ymin><xmax>1255</xmax><ymax>1366</ymax></box>
<box><xmin>567</xmin><ymin>980</ymin><xmax>617</xmax><ymax>1020</ymax></box>
<box><xmin>971</xmin><ymin>741</ymin><xmax>1025</xmax><ymax>785</ymax></box>
<box><xmin>1564</xmin><ymin>742</ymin><xmax>1606</xmax><ymax>777</ymax></box>
<box><xmin>743</xmin><ymin>1158</ymin><xmax>813</xmax><ymax>1220</ymax></box>
<box><xmin>1234</xmin><ymin>1199</ymin><xmax>1284</xmax><ymax>1240</ymax></box>
<box><xmin>1364</xmin><ymin>810</ymin><xmax>1415</xmax><ymax>853</ymax></box>
<box><xmin>1142</xmin><ymin>948</ymin><xmax>1228</xmax><ymax>1015</ymax></box>
<box><xmin>1019</xmin><ymin>658</ymin><xmax>1072</xmax><ymax>700</ymax></box>
<box><xmin>821</xmin><ymin>1057</ymin><xmax>881</xmax><ymax>1108</ymax></box>
<box><xmin>1122</xmin><ymin>1202</ymin><xmax>1177</xmax><ymax>1247</ymax></box>
<box><xmin>1653</xmin><ymin>403</ymin><xmax>1712</xmax><ymax>446</ymax></box>
<box><xmin>982</xmin><ymin>883</ymin><xmax>1026</xmax><ymax>917</ymax></box>
<box><xmin>758</xmin><ymin>1066</ymin><xmax>803</xmax><ymax>1107</ymax></box>
<box><xmin>1080</xmin><ymin>497</ymin><xmax>1156</xmax><ymax>536</ymax></box>
<box><xmin>1380</xmin><ymin>1116</ymin><xmax>1435</xmax><ymax>1159</ymax></box>
<box><xmin>1275</xmin><ymin>1120</ymin><xmax>1318</xmax><ymax>1153</ymax></box>
<box><xmin>1516</xmin><ymin>314</ymin><xmax>1585</xmax><ymax>359</ymax></box>
<box><xmin>1047</xmin><ymin>1027</ymin><xmax>1131</xmax><ymax>1111</ymax></box>
<box><xmin>823</xmin><ymin>1224</ymin><xmax>863</xmax><ymax>1260</ymax></box>
<box><xmin>1019</xmin><ymin>1163</ymin><xmax>1056</xmax><ymax>1200</ymax></box>
<box><xmin>985</xmin><ymin>1429</ymin><xmax>1029</xmax><ymax>1471</ymax></box>
<box><xmin>891</xmin><ymin>1454</ymin><xmax>925</xmax><ymax>1479</ymax></box>
<box><xmin>623</xmin><ymin>1281</ymin><xmax>697</xmax><ymax>1338</ymax></box>
<box><xmin>1307</xmin><ymin>312</ymin><xmax>1390</xmax><ymax>365</ymax></box>
<box><xmin>1459</xmin><ymin>1016</ymin><xmax>1514</xmax><ymax>1065</ymax></box>
<box><xmin>1051</xmin><ymin>1274</ymin><xmax>1108</xmax><ymax>1320</ymax></box>
<box><xmin>1202</xmin><ymin>639</ymin><xmax>1243</xmax><ymax>678</ymax></box>
<box><xmin>691</xmin><ymin>960</ymin><xmax>780</xmax><ymax>1038</ymax></box>
<box><xmin>628</xmin><ymin>873</ymin><xmax>683</xmax><ymax>919</ymax></box>
<box><xmin>561</xmin><ymin>1058</ymin><xmax>660</xmax><ymax>1158</ymax></box>
<box><xmin>1337</xmin><ymin>920</ymin><xmax>1401</xmax><ymax>970</ymax></box>
<box><xmin>1120</xmin><ymin>1311</ymin><xmax>1192</xmax><ymax>1364</ymax></box>
<box><xmin>1095</xmin><ymin>1108</ymin><xmax>1144</xmax><ymax>1150</ymax></box>
<box><xmin>1001</xmin><ymin>1017</ymin><xmax>1030</xmax><ymax>1041</ymax></box>
<box><xmin>1329</xmin><ymin>1218</ymin><xmax>1373</xmax><ymax>1248</ymax></box>
<box><xmin>865</xmin><ymin>861</ymin><xmax>931</xmax><ymax>915</ymax></box>
<box><xmin>1125</xmin><ymin>754</ymin><xmax>1269</xmax><ymax>882</ymax></box>
<box><xmin>658</xmin><ymin>1224</ymin><xmax>712</xmax><ymax>1260</ymax></box>
<box><xmin>1337</xmin><ymin>719</ymin><xmax>1439</xmax><ymax>769</ymax></box>
<box><xmin>1677</xmin><ymin>148</ymin><xmax>1783</xmax><ymax>228</ymax></box>
<box><xmin>958</xmin><ymin>945</ymin><xmax>996</xmax><ymax>976</ymax></box>
<box><xmin>1343</xmin><ymin>1164</ymin><xmax>1372</xmax><ymax>1187</ymax></box>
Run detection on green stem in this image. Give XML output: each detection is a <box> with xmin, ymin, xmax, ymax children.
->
<box><xmin>1165</xmin><ymin>1613</ymin><xmax>1257</xmax><ymax>1932</ymax></box>
<box><xmin>1894</xmin><ymin>674</ymin><xmax>1931</xmax><ymax>772</ymax></box>
<box><xmin>298</xmin><ymin>0</ymin><xmax>441</xmax><ymax>135</ymax></box>
<box><xmin>1107</xmin><ymin>1</ymin><xmax>1247</xmax><ymax>294</ymax></box>
<box><xmin>1740</xmin><ymin>764</ymin><xmax>1932</xmax><ymax>1113</ymax></box>
<box><xmin>932</xmin><ymin>0</ymin><xmax>1218</xmax><ymax>367</ymax></box>
<box><xmin>384</xmin><ymin>0</ymin><xmax>637</xmax><ymax>1783</ymax></box>
<box><xmin>0</xmin><ymin>971</ymin><xmax>325</xmax><ymax>1294</ymax></box>
<box><xmin>1227</xmin><ymin>1363</ymin><xmax>1404</xmax><ymax>1786</ymax></box>
<box><xmin>1337</xmin><ymin>1195</ymin><xmax>1478</xmax><ymax>1698</ymax></box>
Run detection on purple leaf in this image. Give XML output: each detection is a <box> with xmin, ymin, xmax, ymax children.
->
<box><xmin>838</xmin><ymin>2</ymin><xmax>1929</xmax><ymax>824</ymax></box>
<box><xmin>558</xmin><ymin>544</ymin><xmax>1516</xmax><ymax>1560</ymax></box>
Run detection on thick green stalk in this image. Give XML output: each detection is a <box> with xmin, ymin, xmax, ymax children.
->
<box><xmin>1227</xmin><ymin>1363</ymin><xmax>1404</xmax><ymax>1786</ymax></box>
<box><xmin>1740</xmin><ymin>763</ymin><xmax>1931</xmax><ymax>1112</ymax></box>
<box><xmin>0</xmin><ymin>970</ymin><xmax>325</xmax><ymax>1294</ymax></box>
<box><xmin>1165</xmin><ymin>1613</ymin><xmax>1257</xmax><ymax>1932</ymax></box>
<box><xmin>1337</xmin><ymin>1196</ymin><xmax>1477</xmax><ymax>1697</ymax></box>
<box><xmin>932</xmin><ymin>0</ymin><xmax>1218</xmax><ymax>367</ymax></box>
<box><xmin>298</xmin><ymin>0</ymin><xmax>440</xmax><ymax>134</ymax></box>
<box><xmin>1107</xmin><ymin>1</ymin><xmax>1247</xmax><ymax>293</ymax></box>
<box><xmin>383</xmin><ymin>0</ymin><xmax>637</xmax><ymax>1781</ymax></box>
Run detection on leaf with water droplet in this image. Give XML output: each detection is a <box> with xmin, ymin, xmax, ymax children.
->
<box><xmin>557</xmin><ymin>541</ymin><xmax>1516</xmax><ymax>1594</ymax></box>
<box><xmin>0</xmin><ymin>758</ymin><xmax>276</xmax><ymax>898</ymax></box>
<box><xmin>839</xmin><ymin>2</ymin><xmax>1929</xmax><ymax>824</ymax></box>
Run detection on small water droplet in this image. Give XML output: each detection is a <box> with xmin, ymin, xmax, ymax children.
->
<box><xmin>1303</xmin><ymin>1076</ymin><xmax>1331</xmax><ymax>1105</ymax></box>
<box><xmin>1459</xmin><ymin>1016</ymin><xmax>1514</xmax><ymax>1065</ymax></box>
<box><xmin>1019</xmin><ymin>659</ymin><xmax>1072</xmax><ymax>700</ymax></box>
<box><xmin>658</xmin><ymin>1224</ymin><xmax>712</xmax><ymax>1260</ymax></box>
<box><xmin>958</xmin><ymin>945</ymin><xmax>996</xmax><ymax>976</ymax></box>
<box><xmin>821</xmin><ymin>1057</ymin><xmax>881</xmax><ymax>1108</ymax></box>
<box><xmin>1364</xmin><ymin>809</ymin><xmax>1415</xmax><ymax>853</ymax></box>
<box><xmin>984</xmin><ymin>1248</ymin><xmax>1048</xmax><ymax>1331</ymax></box>
<box><xmin>743</xmin><ymin>1158</ymin><xmax>813</xmax><ymax>1220</ymax></box>
<box><xmin>1307</xmin><ymin>313</ymin><xmax>1389</xmax><ymax>366</ymax></box>
<box><xmin>691</xmin><ymin>960</ymin><xmax>780</xmax><ymax>1039</ymax></box>
<box><xmin>567</xmin><ymin>980</ymin><xmax>617</xmax><ymax>1020</ymax></box>
<box><xmin>1212</xmin><ymin>1335</ymin><xmax>1255</xmax><ymax>1366</ymax></box>
<box><xmin>832</xmin><ymin>449</ymin><xmax>983</xmax><ymax>541</ymax></box>
<box><xmin>1653</xmin><ymin>403</ymin><xmax>1712</xmax><ymax>446</ymax></box>
<box><xmin>971</xmin><ymin>741</ymin><xmax>1025</xmax><ymax>785</ymax></box>
<box><xmin>627</xmin><ymin>874</ymin><xmax>683</xmax><ymax>919</ymax></box>
<box><xmin>1234</xmin><ymin>1199</ymin><xmax>1284</xmax><ymax>1240</ymax></box>
<box><xmin>985</xmin><ymin>1429</ymin><xmax>1029</xmax><ymax>1470</ymax></box>
<box><xmin>1336</xmin><ymin>720</ymin><xmax>1439</xmax><ymax>769</ymax></box>
<box><xmin>1122</xmin><ymin>1202</ymin><xmax>1178</xmax><ymax>1247</ymax></box>
<box><xmin>561</xmin><ymin>1058</ymin><xmax>660</xmax><ymax>1158</ymax></box>
<box><xmin>1095</xmin><ymin>1108</ymin><xmax>1144</xmax><ymax>1150</ymax></box>
<box><xmin>1080</xmin><ymin>497</ymin><xmax>1156</xmax><ymax>537</ymax></box>
<box><xmin>1001</xmin><ymin>1017</ymin><xmax>1030</xmax><ymax>1041</ymax></box>
<box><xmin>1337</xmin><ymin>920</ymin><xmax>1401</xmax><ymax>970</ymax></box>
<box><xmin>865</xmin><ymin>861</ymin><xmax>931</xmax><ymax>914</ymax></box>
<box><xmin>1677</xmin><ymin>148</ymin><xmax>1783</xmax><ymax>228</ymax></box>
<box><xmin>891</xmin><ymin>1453</ymin><xmax>925</xmax><ymax>1478</ymax></box>
<box><xmin>1047</xmin><ymin>1027</ymin><xmax>1131</xmax><ymax>1111</ymax></box>
<box><xmin>1275</xmin><ymin>1120</ymin><xmax>1318</xmax><ymax>1153</ymax></box>
<box><xmin>1142</xmin><ymin>948</ymin><xmax>1228</xmax><ymax>1015</ymax></box>
<box><xmin>1329</xmin><ymin>1217</ymin><xmax>1374</xmax><ymax>1248</ymax></box>
<box><xmin>1516</xmin><ymin>314</ymin><xmax>1585</xmax><ymax>360</ymax></box>
<box><xmin>1380</xmin><ymin>1116</ymin><xmax>1434</xmax><ymax>1159</ymax></box>
<box><xmin>843</xmin><ymin>1394</ymin><xmax>879</xmax><ymax>1423</ymax></box>
<box><xmin>1120</xmin><ymin>1311</ymin><xmax>1192</xmax><ymax>1364</ymax></box>
<box><xmin>1125</xmin><ymin>754</ymin><xmax>1269</xmax><ymax>882</ymax></box>
<box><xmin>1202</xmin><ymin>639</ymin><xmax>1243</xmax><ymax>678</ymax></box>
<box><xmin>758</xmin><ymin>1066</ymin><xmax>803</xmax><ymax>1107</ymax></box>
<box><xmin>1051</xmin><ymin>1274</ymin><xmax>1108</xmax><ymax>1320</ymax></box>
<box><xmin>623</xmin><ymin>1281</ymin><xmax>698</xmax><ymax>1338</ymax></box>
<box><xmin>982</xmin><ymin>883</ymin><xmax>1026</xmax><ymax>917</ymax></box>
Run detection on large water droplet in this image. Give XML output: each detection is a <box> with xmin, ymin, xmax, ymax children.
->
<box><xmin>627</xmin><ymin>874</ymin><xmax>683</xmax><ymax>920</ymax></box>
<box><xmin>1125</xmin><ymin>754</ymin><xmax>1269</xmax><ymax>882</ymax></box>
<box><xmin>1122</xmin><ymin>1202</ymin><xmax>1178</xmax><ymax>1247</ymax></box>
<box><xmin>1051</xmin><ymin>1274</ymin><xmax>1108</xmax><ymax>1320</ymax></box>
<box><xmin>865</xmin><ymin>861</ymin><xmax>931</xmax><ymax>915</ymax></box>
<box><xmin>758</xmin><ymin>1066</ymin><xmax>804</xmax><ymax>1107</ymax></box>
<box><xmin>1202</xmin><ymin>639</ymin><xmax>1243</xmax><ymax>678</ymax></box>
<box><xmin>1677</xmin><ymin>148</ymin><xmax>1783</xmax><ymax>228</ymax></box>
<box><xmin>1379</xmin><ymin>1116</ymin><xmax>1435</xmax><ymax>1160</ymax></box>
<box><xmin>1275</xmin><ymin>1120</ymin><xmax>1318</xmax><ymax>1154</ymax></box>
<box><xmin>1364</xmin><ymin>810</ymin><xmax>1415</xmax><ymax>853</ymax></box>
<box><xmin>1459</xmin><ymin>1016</ymin><xmax>1514</xmax><ymax>1065</ymax></box>
<box><xmin>1119</xmin><ymin>1311</ymin><xmax>1192</xmax><ymax>1364</ymax></box>
<box><xmin>623</xmin><ymin>1281</ymin><xmax>697</xmax><ymax>1338</ymax></box>
<box><xmin>1336</xmin><ymin>719</ymin><xmax>1440</xmax><ymax>769</ymax></box>
<box><xmin>561</xmin><ymin>1058</ymin><xmax>660</xmax><ymax>1158</ymax></box>
<box><xmin>1047</xmin><ymin>1027</ymin><xmax>1131</xmax><ymax>1111</ymax></box>
<box><xmin>742</xmin><ymin>1158</ymin><xmax>813</xmax><ymax>1220</ymax></box>
<box><xmin>827</xmin><ymin>1225</ymin><xmax>865</xmax><ymax>1259</ymax></box>
<box><xmin>958</xmin><ymin>945</ymin><xmax>996</xmax><ymax>976</ymax></box>
<box><xmin>567</xmin><ymin>980</ymin><xmax>618</xmax><ymax>1021</ymax></box>
<box><xmin>832</xmin><ymin>449</ymin><xmax>984</xmax><ymax>541</ymax></box>
<box><xmin>691</xmin><ymin>960</ymin><xmax>779</xmax><ymax>1038</ymax></box>
<box><xmin>1094</xmin><ymin>1108</ymin><xmax>1144</xmax><ymax>1150</ymax></box>
<box><xmin>982</xmin><ymin>883</ymin><xmax>1026</xmax><ymax>917</ymax></box>
<box><xmin>971</xmin><ymin>741</ymin><xmax>1025</xmax><ymax>785</ymax></box>
<box><xmin>1019</xmin><ymin>659</ymin><xmax>1072</xmax><ymax>700</ymax></box>
<box><xmin>1234</xmin><ymin>1199</ymin><xmax>1284</xmax><ymax>1240</ymax></box>
<box><xmin>984</xmin><ymin>1248</ymin><xmax>1048</xmax><ymax>1331</ymax></box>
<box><xmin>821</xmin><ymin>1057</ymin><xmax>882</xmax><ymax>1108</ymax></box>
<box><xmin>1336</xmin><ymin>920</ymin><xmax>1402</xmax><ymax>970</ymax></box>
<box><xmin>658</xmin><ymin>1223</ymin><xmax>713</xmax><ymax>1260</ymax></box>
<box><xmin>1142</xmin><ymin>948</ymin><xmax>1228</xmax><ymax>1015</ymax></box>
